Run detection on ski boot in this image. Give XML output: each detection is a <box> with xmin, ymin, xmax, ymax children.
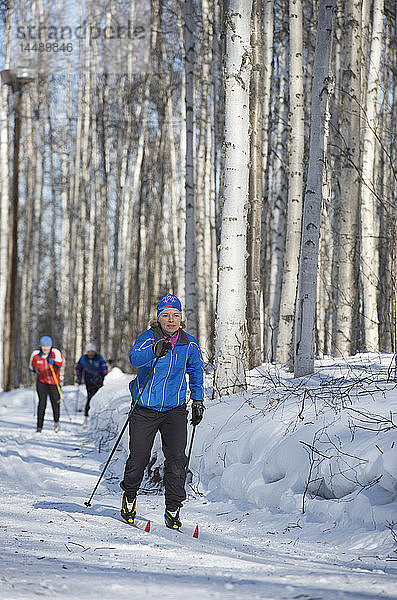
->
<box><xmin>121</xmin><ymin>493</ymin><xmax>136</xmax><ymax>524</ymax></box>
<box><xmin>54</xmin><ymin>422</ymin><xmax>60</xmax><ymax>433</ymax></box>
<box><xmin>36</xmin><ymin>427</ymin><xmax>42</xmax><ymax>433</ymax></box>
<box><xmin>164</xmin><ymin>508</ymin><xmax>182</xmax><ymax>530</ymax></box>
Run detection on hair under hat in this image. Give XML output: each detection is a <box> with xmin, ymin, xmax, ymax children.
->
<box><xmin>157</xmin><ymin>294</ymin><xmax>182</xmax><ymax>319</ymax></box>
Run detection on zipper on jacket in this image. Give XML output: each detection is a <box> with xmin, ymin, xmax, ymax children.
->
<box><xmin>160</xmin><ymin>348</ymin><xmax>174</xmax><ymax>410</ymax></box>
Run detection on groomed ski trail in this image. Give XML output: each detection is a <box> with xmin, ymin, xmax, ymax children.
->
<box><xmin>0</xmin><ymin>387</ymin><xmax>396</xmax><ymax>600</ymax></box>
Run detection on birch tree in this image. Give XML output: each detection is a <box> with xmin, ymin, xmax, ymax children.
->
<box><xmin>333</xmin><ymin>0</ymin><xmax>361</xmax><ymax>356</ymax></box>
<box><xmin>4</xmin><ymin>84</ymin><xmax>24</xmax><ymax>390</ymax></box>
<box><xmin>183</xmin><ymin>0</ymin><xmax>197</xmax><ymax>335</ymax></box>
<box><xmin>0</xmin><ymin>3</ymin><xmax>12</xmax><ymax>390</ymax></box>
<box><xmin>74</xmin><ymin>22</ymin><xmax>92</xmax><ymax>360</ymax></box>
<box><xmin>294</xmin><ymin>0</ymin><xmax>336</xmax><ymax>377</ymax></box>
<box><xmin>59</xmin><ymin>62</ymin><xmax>72</xmax><ymax>374</ymax></box>
<box><xmin>247</xmin><ymin>0</ymin><xmax>263</xmax><ymax>369</ymax></box>
<box><xmin>264</xmin><ymin>5</ymin><xmax>288</xmax><ymax>362</ymax></box>
<box><xmin>276</xmin><ymin>0</ymin><xmax>305</xmax><ymax>366</ymax></box>
<box><xmin>360</xmin><ymin>0</ymin><xmax>384</xmax><ymax>351</ymax></box>
<box><xmin>261</xmin><ymin>0</ymin><xmax>274</xmax><ymax>182</ymax></box>
<box><xmin>177</xmin><ymin>3</ymin><xmax>187</xmax><ymax>305</ymax></box>
<box><xmin>260</xmin><ymin>0</ymin><xmax>274</xmax><ymax>359</ymax></box>
<box><xmin>214</xmin><ymin>0</ymin><xmax>251</xmax><ymax>396</ymax></box>
<box><xmin>378</xmin><ymin>16</ymin><xmax>395</xmax><ymax>351</ymax></box>
<box><xmin>195</xmin><ymin>0</ymin><xmax>213</xmax><ymax>358</ymax></box>
<box><xmin>19</xmin><ymin>90</ymin><xmax>35</xmax><ymax>377</ymax></box>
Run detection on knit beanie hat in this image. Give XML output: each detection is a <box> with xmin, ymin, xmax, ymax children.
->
<box><xmin>39</xmin><ymin>336</ymin><xmax>52</xmax><ymax>347</ymax></box>
<box><xmin>85</xmin><ymin>342</ymin><xmax>96</xmax><ymax>353</ymax></box>
<box><xmin>157</xmin><ymin>294</ymin><xmax>182</xmax><ymax>319</ymax></box>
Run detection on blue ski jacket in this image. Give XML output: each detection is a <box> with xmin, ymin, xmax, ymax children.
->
<box><xmin>76</xmin><ymin>353</ymin><xmax>108</xmax><ymax>385</ymax></box>
<box><xmin>129</xmin><ymin>327</ymin><xmax>204</xmax><ymax>411</ymax></box>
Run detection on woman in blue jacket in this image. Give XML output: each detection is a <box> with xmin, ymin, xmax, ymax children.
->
<box><xmin>121</xmin><ymin>294</ymin><xmax>204</xmax><ymax>530</ymax></box>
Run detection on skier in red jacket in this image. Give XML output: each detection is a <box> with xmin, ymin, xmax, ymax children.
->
<box><xmin>29</xmin><ymin>336</ymin><xmax>64</xmax><ymax>433</ymax></box>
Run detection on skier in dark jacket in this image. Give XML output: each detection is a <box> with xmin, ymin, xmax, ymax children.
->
<box><xmin>75</xmin><ymin>343</ymin><xmax>108</xmax><ymax>426</ymax></box>
<box><xmin>29</xmin><ymin>336</ymin><xmax>64</xmax><ymax>433</ymax></box>
<box><xmin>120</xmin><ymin>293</ymin><xmax>205</xmax><ymax>530</ymax></box>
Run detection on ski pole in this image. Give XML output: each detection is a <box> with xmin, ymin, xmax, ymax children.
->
<box><xmin>84</xmin><ymin>354</ymin><xmax>161</xmax><ymax>508</ymax></box>
<box><xmin>32</xmin><ymin>374</ymin><xmax>37</xmax><ymax>417</ymax></box>
<box><xmin>49</xmin><ymin>363</ymin><xmax>71</xmax><ymax>421</ymax></box>
<box><xmin>186</xmin><ymin>424</ymin><xmax>197</xmax><ymax>472</ymax></box>
<box><xmin>75</xmin><ymin>384</ymin><xmax>80</xmax><ymax>416</ymax></box>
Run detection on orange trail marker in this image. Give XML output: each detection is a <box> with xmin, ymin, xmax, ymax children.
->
<box><xmin>193</xmin><ymin>525</ymin><xmax>199</xmax><ymax>538</ymax></box>
<box><xmin>145</xmin><ymin>520</ymin><xmax>151</xmax><ymax>532</ymax></box>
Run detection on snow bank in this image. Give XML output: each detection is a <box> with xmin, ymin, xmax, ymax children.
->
<box><xmin>89</xmin><ymin>353</ymin><xmax>397</xmax><ymax>539</ymax></box>
<box><xmin>89</xmin><ymin>368</ymin><xmax>133</xmax><ymax>448</ymax></box>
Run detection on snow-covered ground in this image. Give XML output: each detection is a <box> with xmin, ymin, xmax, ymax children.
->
<box><xmin>1</xmin><ymin>354</ymin><xmax>397</xmax><ymax>599</ymax></box>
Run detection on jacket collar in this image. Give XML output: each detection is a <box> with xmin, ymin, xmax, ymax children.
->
<box><xmin>153</xmin><ymin>327</ymin><xmax>189</xmax><ymax>345</ymax></box>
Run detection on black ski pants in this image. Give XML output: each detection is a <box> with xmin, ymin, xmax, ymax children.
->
<box><xmin>36</xmin><ymin>380</ymin><xmax>60</xmax><ymax>429</ymax></box>
<box><xmin>84</xmin><ymin>382</ymin><xmax>102</xmax><ymax>416</ymax></box>
<box><xmin>122</xmin><ymin>404</ymin><xmax>188</xmax><ymax>512</ymax></box>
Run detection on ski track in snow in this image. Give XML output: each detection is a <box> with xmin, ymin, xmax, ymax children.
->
<box><xmin>1</xmin><ymin>388</ymin><xmax>397</xmax><ymax>600</ymax></box>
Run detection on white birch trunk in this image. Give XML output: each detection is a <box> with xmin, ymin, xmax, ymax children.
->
<box><xmin>360</xmin><ymin>0</ymin><xmax>384</xmax><ymax>351</ymax></box>
<box><xmin>167</xmin><ymin>90</ymin><xmax>180</xmax><ymax>294</ymax></box>
<box><xmin>214</xmin><ymin>0</ymin><xmax>251</xmax><ymax>396</ymax></box>
<box><xmin>378</xmin><ymin>20</ymin><xmax>393</xmax><ymax>351</ymax></box>
<box><xmin>63</xmin><ymin>3</ymin><xmax>84</xmax><ymax>378</ymax></box>
<box><xmin>294</xmin><ymin>0</ymin><xmax>336</xmax><ymax>377</ymax></box>
<box><xmin>116</xmin><ymin>0</ymin><xmax>136</xmax><ymax>354</ymax></box>
<box><xmin>264</xmin><ymin>16</ymin><xmax>288</xmax><ymax>362</ymax></box>
<box><xmin>333</xmin><ymin>0</ymin><xmax>361</xmax><ymax>356</ymax></box>
<box><xmin>183</xmin><ymin>0</ymin><xmax>196</xmax><ymax>334</ymax></box>
<box><xmin>59</xmin><ymin>61</ymin><xmax>72</xmax><ymax>356</ymax></box>
<box><xmin>75</xmin><ymin>24</ymin><xmax>91</xmax><ymax>360</ymax></box>
<box><xmin>86</xmin><ymin>37</ymin><xmax>101</xmax><ymax>346</ymax></box>
<box><xmin>260</xmin><ymin>0</ymin><xmax>274</xmax><ymax>357</ymax></box>
<box><xmin>177</xmin><ymin>3</ymin><xmax>187</xmax><ymax>306</ymax></box>
<box><xmin>276</xmin><ymin>0</ymin><xmax>305</xmax><ymax>365</ymax></box>
<box><xmin>19</xmin><ymin>86</ymin><xmax>37</xmax><ymax>367</ymax></box>
<box><xmin>136</xmin><ymin>134</ymin><xmax>149</xmax><ymax>326</ymax></box>
<box><xmin>107</xmin><ymin>3</ymin><xmax>128</xmax><ymax>354</ymax></box>
<box><xmin>316</xmin><ymin>154</ymin><xmax>332</xmax><ymax>356</ymax></box>
<box><xmin>205</xmin><ymin>100</ymin><xmax>216</xmax><ymax>349</ymax></box>
<box><xmin>262</xmin><ymin>0</ymin><xmax>273</xmax><ymax>175</ymax></box>
<box><xmin>0</xmin><ymin>9</ymin><xmax>11</xmax><ymax>390</ymax></box>
<box><xmin>161</xmin><ymin>31</ymin><xmax>181</xmax><ymax>298</ymax></box>
<box><xmin>208</xmin><ymin>0</ymin><xmax>222</xmax><ymax>325</ymax></box>
<box><xmin>119</xmin><ymin>2</ymin><xmax>137</xmax><ymax>338</ymax></box>
<box><xmin>30</xmin><ymin>145</ymin><xmax>43</xmax><ymax>344</ymax></box>
<box><xmin>360</xmin><ymin>0</ymin><xmax>371</xmax><ymax>114</ymax></box>
<box><xmin>195</xmin><ymin>0</ymin><xmax>212</xmax><ymax>358</ymax></box>
<box><xmin>247</xmin><ymin>0</ymin><xmax>264</xmax><ymax>369</ymax></box>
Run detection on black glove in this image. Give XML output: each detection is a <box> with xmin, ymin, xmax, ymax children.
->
<box><xmin>191</xmin><ymin>401</ymin><xmax>204</xmax><ymax>426</ymax></box>
<box><xmin>153</xmin><ymin>339</ymin><xmax>172</xmax><ymax>357</ymax></box>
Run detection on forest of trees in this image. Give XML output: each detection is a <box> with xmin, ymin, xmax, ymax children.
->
<box><xmin>0</xmin><ymin>0</ymin><xmax>396</xmax><ymax>395</ymax></box>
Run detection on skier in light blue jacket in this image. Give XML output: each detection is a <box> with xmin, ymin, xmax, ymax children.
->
<box><xmin>120</xmin><ymin>294</ymin><xmax>204</xmax><ymax>530</ymax></box>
